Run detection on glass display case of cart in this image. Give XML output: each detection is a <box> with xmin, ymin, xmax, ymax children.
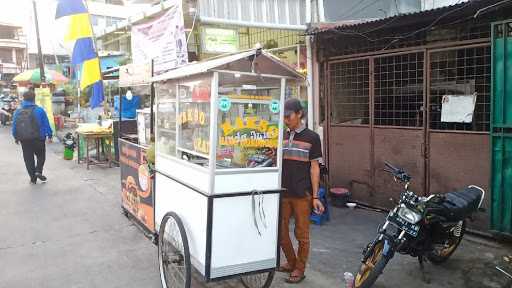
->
<box><xmin>216</xmin><ymin>73</ymin><xmax>281</xmax><ymax>170</ymax></box>
<box><xmin>155</xmin><ymin>74</ymin><xmax>211</xmax><ymax>166</ymax></box>
<box><xmin>155</xmin><ymin>80</ymin><xmax>178</xmax><ymax>158</ymax></box>
<box><xmin>177</xmin><ymin>75</ymin><xmax>211</xmax><ymax>166</ymax></box>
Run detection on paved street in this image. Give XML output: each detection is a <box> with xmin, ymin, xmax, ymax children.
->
<box><xmin>0</xmin><ymin>126</ymin><xmax>510</xmax><ymax>288</ymax></box>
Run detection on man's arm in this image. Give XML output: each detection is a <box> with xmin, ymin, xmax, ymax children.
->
<box><xmin>310</xmin><ymin>159</ymin><xmax>324</xmax><ymax>214</ymax></box>
<box><xmin>309</xmin><ymin>132</ymin><xmax>324</xmax><ymax>213</ymax></box>
<box><xmin>310</xmin><ymin>160</ymin><xmax>320</xmax><ymax>198</ymax></box>
<box><xmin>39</xmin><ymin>109</ymin><xmax>53</xmax><ymax>139</ymax></box>
<box><xmin>11</xmin><ymin>109</ymin><xmax>18</xmax><ymax>141</ymax></box>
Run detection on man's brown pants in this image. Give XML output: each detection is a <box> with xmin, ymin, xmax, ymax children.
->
<box><xmin>279</xmin><ymin>196</ymin><xmax>311</xmax><ymax>274</ymax></box>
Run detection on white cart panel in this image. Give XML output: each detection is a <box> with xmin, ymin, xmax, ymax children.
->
<box><xmin>156</xmin><ymin>154</ymin><xmax>210</xmax><ymax>193</ymax></box>
<box><xmin>155</xmin><ymin>174</ymin><xmax>209</xmax><ymax>275</ymax></box>
<box><xmin>213</xmin><ymin>172</ymin><xmax>280</xmax><ymax>194</ymax></box>
<box><xmin>210</xmin><ymin>193</ymin><xmax>279</xmax><ymax>279</ymax></box>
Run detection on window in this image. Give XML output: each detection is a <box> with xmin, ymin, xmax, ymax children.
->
<box><xmin>0</xmin><ymin>48</ymin><xmax>13</xmax><ymax>64</ymax></box>
<box><xmin>106</xmin><ymin>16</ymin><xmax>123</xmax><ymax>27</ymax></box>
<box><xmin>91</xmin><ymin>15</ymin><xmax>101</xmax><ymax>26</ymax></box>
<box><xmin>0</xmin><ymin>27</ymin><xmax>15</xmax><ymax>40</ymax></box>
<box><xmin>199</xmin><ymin>0</ymin><xmax>306</xmax><ymax>27</ymax></box>
<box><xmin>429</xmin><ymin>46</ymin><xmax>491</xmax><ymax>132</ymax></box>
<box><xmin>329</xmin><ymin>59</ymin><xmax>370</xmax><ymax>125</ymax></box>
<box><xmin>374</xmin><ymin>52</ymin><xmax>424</xmax><ymax>127</ymax></box>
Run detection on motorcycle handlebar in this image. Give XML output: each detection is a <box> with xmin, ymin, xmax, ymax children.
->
<box><xmin>384</xmin><ymin>161</ymin><xmax>400</xmax><ymax>172</ymax></box>
<box><xmin>383</xmin><ymin>161</ymin><xmax>411</xmax><ymax>183</ymax></box>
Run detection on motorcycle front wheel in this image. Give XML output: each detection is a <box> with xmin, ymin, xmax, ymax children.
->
<box><xmin>354</xmin><ymin>241</ymin><xmax>390</xmax><ymax>288</ymax></box>
<box><xmin>427</xmin><ymin>220</ymin><xmax>466</xmax><ymax>264</ymax></box>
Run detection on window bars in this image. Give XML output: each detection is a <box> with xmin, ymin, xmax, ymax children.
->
<box><xmin>328</xmin><ymin>47</ymin><xmax>491</xmax><ymax>132</ymax></box>
<box><xmin>374</xmin><ymin>52</ymin><xmax>425</xmax><ymax>127</ymax></box>
<box><xmin>329</xmin><ymin>59</ymin><xmax>370</xmax><ymax>125</ymax></box>
<box><xmin>429</xmin><ymin>46</ymin><xmax>491</xmax><ymax>132</ymax></box>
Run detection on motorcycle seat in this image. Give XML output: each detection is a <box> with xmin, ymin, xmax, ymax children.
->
<box><xmin>440</xmin><ymin>186</ymin><xmax>483</xmax><ymax>221</ymax></box>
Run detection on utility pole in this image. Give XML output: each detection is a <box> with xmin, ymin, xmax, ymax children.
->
<box><xmin>32</xmin><ymin>0</ymin><xmax>46</xmax><ymax>84</ymax></box>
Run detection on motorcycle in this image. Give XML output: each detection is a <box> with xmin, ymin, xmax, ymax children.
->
<box><xmin>354</xmin><ymin>162</ymin><xmax>485</xmax><ymax>288</ymax></box>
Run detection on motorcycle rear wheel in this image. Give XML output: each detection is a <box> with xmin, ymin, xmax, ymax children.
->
<box><xmin>355</xmin><ymin>241</ymin><xmax>390</xmax><ymax>288</ymax></box>
<box><xmin>427</xmin><ymin>220</ymin><xmax>466</xmax><ymax>264</ymax></box>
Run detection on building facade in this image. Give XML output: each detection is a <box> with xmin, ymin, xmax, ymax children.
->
<box><xmin>311</xmin><ymin>0</ymin><xmax>512</xmax><ymax>235</ymax></box>
<box><xmin>87</xmin><ymin>0</ymin><xmax>155</xmax><ymax>35</ymax></box>
<box><xmin>0</xmin><ymin>22</ymin><xmax>26</xmax><ymax>83</ymax></box>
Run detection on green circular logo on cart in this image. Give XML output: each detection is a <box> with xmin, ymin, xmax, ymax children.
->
<box><xmin>219</xmin><ymin>96</ymin><xmax>231</xmax><ymax>112</ymax></box>
<box><xmin>270</xmin><ymin>100</ymin><xmax>280</xmax><ymax>114</ymax></box>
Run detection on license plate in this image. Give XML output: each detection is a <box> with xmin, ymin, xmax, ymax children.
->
<box><xmin>387</xmin><ymin>212</ymin><xmax>420</xmax><ymax>237</ymax></box>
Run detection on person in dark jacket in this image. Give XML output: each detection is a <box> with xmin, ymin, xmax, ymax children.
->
<box><xmin>12</xmin><ymin>90</ymin><xmax>53</xmax><ymax>184</ymax></box>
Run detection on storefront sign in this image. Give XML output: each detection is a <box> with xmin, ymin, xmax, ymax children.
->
<box><xmin>120</xmin><ymin>140</ymin><xmax>155</xmax><ymax>232</ymax></box>
<box><xmin>35</xmin><ymin>88</ymin><xmax>55</xmax><ymax>133</ymax></box>
<box><xmin>202</xmin><ymin>27</ymin><xmax>239</xmax><ymax>54</ymax></box>
<box><xmin>131</xmin><ymin>1</ymin><xmax>188</xmax><ymax>75</ymax></box>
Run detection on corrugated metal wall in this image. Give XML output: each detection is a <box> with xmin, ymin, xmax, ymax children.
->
<box><xmin>491</xmin><ymin>21</ymin><xmax>512</xmax><ymax>235</ymax></box>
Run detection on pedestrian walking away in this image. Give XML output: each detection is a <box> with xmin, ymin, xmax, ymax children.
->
<box><xmin>279</xmin><ymin>98</ymin><xmax>325</xmax><ymax>284</ymax></box>
<box><xmin>12</xmin><ymin>90</ymin><xmax>53</xmax><ymax>184</ymax></box>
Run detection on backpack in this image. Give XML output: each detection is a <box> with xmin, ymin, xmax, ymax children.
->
<box><xmin>15</xmin><ymin>107</ymin><xmax>39</xmax><ymax>141</ymax></box>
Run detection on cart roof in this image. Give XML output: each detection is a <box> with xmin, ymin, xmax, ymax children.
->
<box><xmin>152</xmin><ymin>49</ymin><xmax>305</xmax><ymax>82</ymax></box>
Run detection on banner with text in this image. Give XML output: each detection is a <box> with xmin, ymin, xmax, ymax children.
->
<box><xmin>35</xmin><ymin>88</ymin><xmax>56</xmax><ymax>133</ymax></box>
<box><xmin>131</xmin><ymin>1</ymin><xmax>188</xmax><ymax>75</ymax></box>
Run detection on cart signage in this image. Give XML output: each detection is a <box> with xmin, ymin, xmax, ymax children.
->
<box><xmin>220</xmin><ymin>116</ymin><xmax>279</xmax><ymax>148</ymax></box>
<box><xmin>120</xmin><ymin>140</ymin><xmax>155</xmax><ymax>232</ymax></box>
<box><xmin>218</xmin><ymin>96</ymin><xmax>231</xmax><ymax>112</ymax></box>
<box><xmin>270</xmin><ymin>100</ymin><xmax>280</xmax><ymax>114</ymax></box>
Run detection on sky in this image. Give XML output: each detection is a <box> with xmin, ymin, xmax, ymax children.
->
<box><xmin>0</xmin><ymin>0</ymin><xmax>69</xmax><ymax>55</ymax></box>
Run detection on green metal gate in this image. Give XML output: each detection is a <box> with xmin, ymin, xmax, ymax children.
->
<box><xmin>491</xmin><ymin>21</ymin><xmax>512</xmax><ymax>234</ymax></box>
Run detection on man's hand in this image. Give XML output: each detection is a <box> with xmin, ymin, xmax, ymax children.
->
<box><xmin>313</xmin><ymin>198</ymin><xmax>325</xmax><ymax>214</ymax></box>
<box><xmin>47</xmin><ymin>137</ymin><xmax>53</xmax><ymax>144</ymax></box>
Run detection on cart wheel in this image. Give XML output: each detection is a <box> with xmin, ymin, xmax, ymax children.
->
<box><xmin>158</xmin><ymin>212</ymin><xmax>191</xmax><ymax>288</ymax></box>
<box><xmin>240</xmin><ymin>271</ymin><xmax>275</xmax><ymax>288</ymax></box>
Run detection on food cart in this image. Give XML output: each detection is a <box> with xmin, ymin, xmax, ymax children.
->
<box><xmin>152</xmin><ymin>49</ymin><xmax>304</xmax><ymax>288</ymax></box>
<box><xmin>117</xmin><ymin>62</ymin><xmax>157</xmax><ymax>236</ymax></box>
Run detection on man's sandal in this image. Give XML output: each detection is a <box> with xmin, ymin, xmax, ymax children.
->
<box><xmin>285</xmin><ymin>274</ymin><xmax>306</xmax><ymax>284</ymax></box>
<box><xmin>277</xmin><ymin>265</ymin><xmax>294</xmax><ymax>273</ymax></box>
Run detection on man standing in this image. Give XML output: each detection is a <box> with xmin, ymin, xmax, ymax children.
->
<box><xmin>279</xmin><ymin>98</ymin><xmax>324</xmax><ymax>284</ymax></box>
<box><xmin>12</xmin><ymin>90</ymin><xmax>52</xmax><ymax>184</ymax></box>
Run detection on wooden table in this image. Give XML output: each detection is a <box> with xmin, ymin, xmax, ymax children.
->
<box><xmin>76</xmin><ymin>132</ymin><xmax>113</xmax><ymax>170</ymax></box>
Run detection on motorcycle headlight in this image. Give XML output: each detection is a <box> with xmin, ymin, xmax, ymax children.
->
<box><xmin>397</xmin><ymin>205</ymin><xmax>422</xmax><ymax>224</ymax></box>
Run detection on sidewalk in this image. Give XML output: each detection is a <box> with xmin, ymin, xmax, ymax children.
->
<box><xmin>0</xmin><ymin>126</ymin><xmax>510</xmax><ymax>288</ymax></box>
